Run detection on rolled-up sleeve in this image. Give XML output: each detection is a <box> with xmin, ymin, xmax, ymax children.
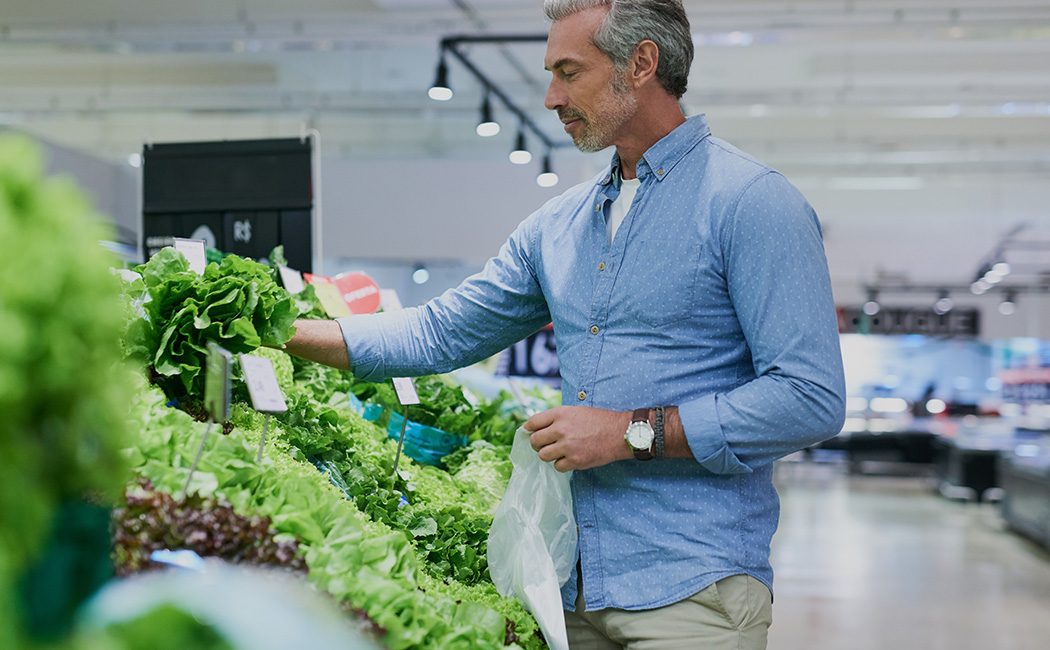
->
<box><xmin>336</xmin><ymin>213</ymin><xmax>551</xmax><ymax>382</ymax></box>
<box><xmin>679</xmin><ymin>171</ymin><xmax>846</xmax><ymax>473</ymax></box>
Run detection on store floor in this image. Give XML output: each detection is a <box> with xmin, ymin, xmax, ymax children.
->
<box><xmin>768</xmin><ymin>461</ymin><xmax>1050</xmax><ymax>650</ymax></box>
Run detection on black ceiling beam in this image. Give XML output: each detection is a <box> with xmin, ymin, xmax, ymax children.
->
<box><xmin>437</xmin><ymin>34</ymin><xmax>573</xmax><ymax>152</ymax></box>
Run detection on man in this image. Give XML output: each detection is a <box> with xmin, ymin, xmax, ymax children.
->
<box><xmin>286</xmin><ymin>0</ymin><xmax>845</xmax><ymax>648</ymax></box>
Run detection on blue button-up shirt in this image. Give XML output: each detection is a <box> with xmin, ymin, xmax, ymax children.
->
<box><xmin>338</xmin><ymin>114</ymin><xmax>845</xmax><ymax>612</ymax></box>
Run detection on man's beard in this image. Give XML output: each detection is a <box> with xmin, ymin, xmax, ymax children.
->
<box><xmin>564</xmin><ymin>72</ymin><xmax>637</xmax><ymax>153</ymax></box>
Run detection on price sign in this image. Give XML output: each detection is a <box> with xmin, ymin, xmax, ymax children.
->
<box><xmin>173</xmin><ymin>237</ymin><xmax>207</xmax><ymax>275</ymax></box>
<box><xmin>312</xmin><ymin>281</ymin><xmax>353</xmax><ymax>318</ymax></box>
<box><xmin>333</xmin><ymin>272</ymin><xmax>381</xmax><ymax>314</ymax></box>
<box><xmin>278</xmin><ymin>265</ymin><xmax>306</xmax><ymax>295</ymax></box>
<box><xmin>392</xmin><ymin>377</ymin><xmax>421</xmax><ymax>406</ymax></box>
<box><xmin>499</xmin><ymin>325</ymin><xmax>560</xmax><ymax>384</ymax></box>
<box><xmin>186</xmin><ymin>341</ymin><xmax>231</xmax><ymax>496</ymax></box>
<box><xmin>112</xmin><ymin>268</ymin><xmax>143</xmax><ymax>283</ymax></box>
<box><xmin>239</xmin><ymin>354</ymin><xmax>289</xmax><ymax>413</ymax></box>
<box><xmin>204</xmin><ymin>342</ymin><xmax>232</xmax><ymax>422</ymax></box>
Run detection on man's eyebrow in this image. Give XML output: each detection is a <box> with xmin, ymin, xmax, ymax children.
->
<box><xmin>544</xmin><ymin>57</ymin><xmax>580</xmax><ymax>72</ymax></box>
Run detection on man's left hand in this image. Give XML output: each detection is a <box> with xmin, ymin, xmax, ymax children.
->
<box><xmin>524</xmin><ymin>406</ymin><xmax>632</xmax><ymax>472</ymax></box>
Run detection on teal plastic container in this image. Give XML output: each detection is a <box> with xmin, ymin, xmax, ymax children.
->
<box><xmin>386</xmin><ymin>411</ymin><xmax>469</xmax><ymax>467</ymax></box>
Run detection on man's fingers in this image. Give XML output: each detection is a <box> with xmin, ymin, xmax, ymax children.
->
<box><xmin>529</xmin><ymin>426</ymin><xmax>559</xmax><ymax>452</ymax></box>
<box><xmin>537</xmin><ymin>442</ymin><xmax>564</xmax><ymax>463</ymax></box>
<box><xmin>552</xmin><ymin>457</ymin><xmax>573</xmax><ymax>473</ymax></box>
<box><xmin>523</xmin><ymin>407</ymin><xmax>559</xmax><ymax>433</ymax></box>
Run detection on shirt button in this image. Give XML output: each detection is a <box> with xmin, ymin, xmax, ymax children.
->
<box><xmin>594</xmin><ymin>203</ymin><xmax>602</xmax><ymax>213</ymax></box>
<box><xmin>597</xmin><ymin>261</ymin><xmax>606</xmax><ymax>271</ymax></box>
<box><xmin>656</xmin><ymin>168</ymin><xmax>665</xmax><ymax>176</ymax></box>
<box><xmin>590</xmin><ymin>325</ymin><xmax>600</xmax><ymax>335</ymax></box>
<box><xmin>577</xmin><ymin>390</ymin><xmax>587</xmax><ymax>401</ymax></box>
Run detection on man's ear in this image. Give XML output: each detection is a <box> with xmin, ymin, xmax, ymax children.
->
<box><xmin>630</xmin><ymin>40</ymin><xmax>660</xmax><ymax>88</ymax></box>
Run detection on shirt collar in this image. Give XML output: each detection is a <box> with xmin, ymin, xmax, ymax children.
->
<box><xmin>598</xmin><ymin>114</ymin><xmax>712</xmax><ymax>187</ymax></box>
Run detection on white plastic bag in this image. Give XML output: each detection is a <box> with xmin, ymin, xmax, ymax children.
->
<box><xmin>488</xmin><ymin>426</ymin><xmax>577</xmax><ymax>650</ymax></box>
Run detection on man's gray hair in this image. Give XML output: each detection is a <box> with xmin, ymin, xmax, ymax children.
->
<box><xmin>544</xmin><ymin>0</ymin><xmax>693</xmax><ymax>98</ymax></box>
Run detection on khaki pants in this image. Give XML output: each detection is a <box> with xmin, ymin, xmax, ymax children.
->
<box><xmin>565</xmin><ymin>574</ymin><xmax>773</xmax><ymax>650</ymax></box>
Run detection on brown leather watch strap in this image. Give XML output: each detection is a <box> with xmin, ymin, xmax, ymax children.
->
<box><xmin>629</xmin><ymin>408</ymin><xmax>654</xmax><ymax>460</ymax></box>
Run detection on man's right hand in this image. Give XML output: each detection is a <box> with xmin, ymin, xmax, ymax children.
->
<box><xmin>280</xmin><ymin>319</ymin><xmax>351</xmax><ymax>370</ymax></box>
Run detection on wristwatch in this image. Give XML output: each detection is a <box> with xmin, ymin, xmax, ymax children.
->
<box><xmin>624</xmin><ymin>408</ymin><xmax>655</xmax><ymax>461</ymax></box>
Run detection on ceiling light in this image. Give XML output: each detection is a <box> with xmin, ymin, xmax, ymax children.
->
<box><xmin>870</xmin><ymin>397</ymin><xmax>908</xmax><ymax>414</ymax></box>
<box><xmin>537</xmin><ymin>153</ymin><xmax>558</xmax><ymax>187</ymax></box>
<box><xmin>862</xmin><ymin>289</ymin><xmax>880</xmax><ymax>316</ymax></box>
<box><xmin>933</xmin><ymin>289</ymin><xmax>953</xmax><ymax>315</ymax></box>
<box><xmin>509</xmin><ymin>129</ymin><xmax>532</xmax><ymax>165</ymax></box>
<box><xmin>998</xmin><ymin>292</ymin><xmax>1016</xmax><ymax>316</ymax></box>
<box><xmin>428</xmin><ymin>56</ymin><xmax>453</xmax><ymax>101</ymax></box>
<box><xmin>476</xmin><ymin>92</ymin><xmax>500</xmax><ymax>137</ymax></box>
<box><xmin>992</xmin><ymin>261</ymin><xmax>1011</xmax><ymax>276</ymax></box>
<box><xmin>412</xmin><ymin>265</ymin><xmax>430</xmax><ymax>285</ymax></box>
<box><xmin>926</xmin><ymin>399</ymin><xmax>947</xmax><ymax>415</ymax></box>
<box><xmin>127</xmin><ymin>153</ymin><xmax>142</xmax><ymax>168</ymax></box>
<box><xmin>749</xmin><ymin>104</ymin><xmax>768</xmax><ymax>117</ymax></box>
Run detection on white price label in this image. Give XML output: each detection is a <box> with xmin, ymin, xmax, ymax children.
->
<box><xmin>392</xmin><ymin>377</ymin><xmax>420</xmax><ymax>406</ymax></box>
<box><xmin>173</xmin><ymin>238</ymin><xmax>207</xmax><ymax>275</ymax></box>
<box><xmin>240</xmin><ymin>354</ymin><xmax>289</xmax><ymax>413</ymax></box>
<box><xmin>278</xmin><ymin>265</ymin><xmax>306</xmax><ymax>294</ymax></box>
<box><xmin>379</xmin><ymin>289</ymin><xmax>404</xmax><ymax>311</ymax></box>
<box><xmin>112</xmin><ymin>268</ymin><xmax>143</xmax><ymax>283</ymax></box>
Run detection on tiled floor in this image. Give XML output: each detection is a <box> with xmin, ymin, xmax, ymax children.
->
<box><xmin>768</xmin><ymin>462</ymin><xmax>1050</xmax><ymax>650</ymax></box>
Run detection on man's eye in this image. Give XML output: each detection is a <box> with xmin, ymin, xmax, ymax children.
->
<box><xmin>563</xmin><ymin>71</ymin><xmax>577</xmax><ymax>80</ymax></box>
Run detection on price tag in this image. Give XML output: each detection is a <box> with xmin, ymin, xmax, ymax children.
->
<box><xmin>312</xmin><ymin>281</ymin><xmax>353</xmax><ymax>318</ymax></box>
<box><xmin>173</xmin><ymin>238</ymin><xmax>207</xmax><ymax>275</ymax></box>
<box><xmin>392</xmin><ymin>377</ymin><xmax>420</xmax><ymax>406</ymax></box>
<box><xmin>112</xmin><ymin>268</ymin><xmax>143</xmax><ymax>283</ymax></box>
<box><xmin>278</xmin><ymin>265</ymin><xmax>306</xmax><ymax>294</ymax></box>
<box><xmin>239</xmin><ymin>354</ymin><xmax>289</xmax><ymax>413</ymax></box>
<box><xmin>379</xmin><ymin>289</ymin><xmax>404</xmax><ymax>311</ymax></box>
<box><xmin>204</xmin><ymin>342</ymin><xmax>232</xmax><ymax>422</ymax></box>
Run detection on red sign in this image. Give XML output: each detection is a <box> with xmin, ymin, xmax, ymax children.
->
<box><xmin>333</xmin><ymin>272</ymin><xmax>381</xmax><ymax>314</ymax></box>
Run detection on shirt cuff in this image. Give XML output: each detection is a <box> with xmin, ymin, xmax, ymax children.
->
<box><xmin>679</xmin><ymin>393</ymin><xmax>752</xmax><ymax>475</ymax></box>
<box><xmin>335</xmin><ymin>315</ymin><xmax>386</xmax><ymax>382</ymax></box>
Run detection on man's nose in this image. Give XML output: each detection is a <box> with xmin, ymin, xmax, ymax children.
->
<box><xmin>544</xmin><ymin>79</ymin><xmax>565</xmax><ymax>112</ymax></box>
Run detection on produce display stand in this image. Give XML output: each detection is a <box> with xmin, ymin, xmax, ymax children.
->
<box><xmin>1000</xmin><ymin>439</ymin><xmax>1050</xmax><ymax>548</ymax></box>
<box><xmin>821</xmin><ymin>418</ymin><xmax>938</xmax><ymax>474</ymax></box>
<box><xmin>932</xmin><ymin>434</ymin><xmax>1009</xmax><ymax>502</ymax></box>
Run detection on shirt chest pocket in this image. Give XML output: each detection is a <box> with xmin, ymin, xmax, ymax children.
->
<box><xmin>614</xmin><ymin>227</ymin><xmax>702</xmax><ymax>328</ymax></box>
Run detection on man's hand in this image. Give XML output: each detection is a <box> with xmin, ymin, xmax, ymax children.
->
<box><xmin>524</xmin><ymin>406</ymin><xmax>633</xmax><ymax>472</ymax></box>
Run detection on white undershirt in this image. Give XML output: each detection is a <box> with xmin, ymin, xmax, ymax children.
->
<box><xmin>608</xmin><ymin>173</ymin><xmax>641</xmax><ymax>243</ymax></box>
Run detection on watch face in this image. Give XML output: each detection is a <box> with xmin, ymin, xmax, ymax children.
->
<box><xmin>625</xmin><ymin>421</ymin><xmax>654</xmax><ymax>450</ymax></box>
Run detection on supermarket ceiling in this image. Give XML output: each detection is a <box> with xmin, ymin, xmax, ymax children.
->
<box><xmin>1</xmin><ymin>0</ymin><xmax>1048</xmax><ymax>170</ymax></box>
<box><xmin>1</xmin><ymin>0</ymin><xmax>1049</xmax><ymax>286</ymax></box>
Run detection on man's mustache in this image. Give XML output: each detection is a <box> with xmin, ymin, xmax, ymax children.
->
<box><xmin>558</xmin><ymin>109</ymin><xmax>585</xmax><ymax>122</ymax></box>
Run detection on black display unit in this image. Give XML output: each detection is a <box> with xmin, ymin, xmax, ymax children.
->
<box><xmin>1000</xmin><ymin>440</ymin><xmax>1050</xmax><ymax>548</ymax></box>
<box><xmin>141</xmin><ymin>137</ymin><xmax>313</xmax><ymax>271</ymax></box>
